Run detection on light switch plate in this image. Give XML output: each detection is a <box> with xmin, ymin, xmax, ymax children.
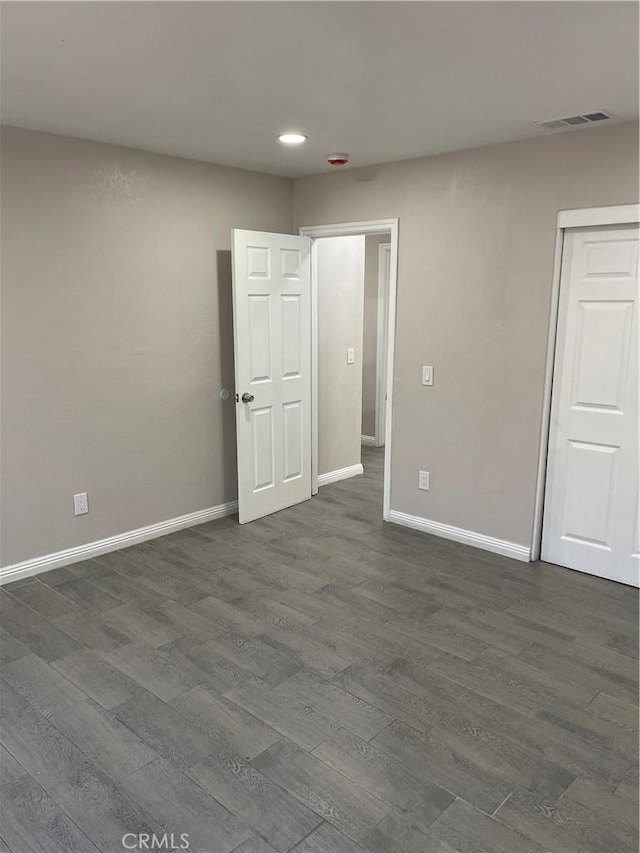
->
<box><xmin>422</xmin><ymin>366</ymin><xmax>434</xmax><ymax>386</ymax></box>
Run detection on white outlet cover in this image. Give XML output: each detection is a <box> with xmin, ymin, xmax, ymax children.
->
<box><xmin>419</xmin><ymin>471</ymin><xmax>430</xmax><ymax>490</ymax></box>
<box><xmin>73</xmin><ymin>492</ymin><xmax>89</xmax><ymax>515</ymax></box>
<box><xmin>347</xmin><ymin>347</ymin><xmax>355</xmax><ymax>364</ymax></box>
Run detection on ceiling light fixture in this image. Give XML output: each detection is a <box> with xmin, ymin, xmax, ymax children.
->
<box><xmin>278</xmin><ymin>133</ymin><xmax>307</xmax><ymax>145</ymax></box>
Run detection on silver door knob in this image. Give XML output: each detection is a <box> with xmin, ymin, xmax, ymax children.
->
<box><xmin>241</xmin><ymin>392</ymin><xmax>254</xmax><ymax>403</ymax></box>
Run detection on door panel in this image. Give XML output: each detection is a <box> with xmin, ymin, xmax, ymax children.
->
<box><xmin>561</xmin><ymin>440</ymin><xmax>617</xmax><ymax>547</ymax></box>
<box><xmin>573</xmin><ymin>300</ymin><xmax>633</xmax><ymax>410</ymax></box>
<box><xmin>281</xmin><ymin>295</ymin><xmax>302</xmax><ymax>378</ymax></box>
<box><xmin>252</xmin><ymin>407</ymin><xmax>275</xmax><ymax>492</ymax></box>
<box><xmin>283</xmin><ymin>401</ymin><xmax>303</xmax><ymax>482</ymax></box>
<box><xmin>542</xmin><ymin>225</ymin><xmax>639</xmax><ymax>586</ymax></box>
<box><xmin>233</xmin><ymin>230</ymin><xmax>312</xmax><ymax>523</ymax></box>
<box><xmin>249</xmin><ymin>295</ymin><xmax>272</xmax><ymax>382</ymax></box>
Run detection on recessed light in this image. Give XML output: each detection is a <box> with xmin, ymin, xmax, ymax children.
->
<box><xmin>278</xmin><ymin>133</ymin><xmax>307</xmax><ymax>145</ymax></box>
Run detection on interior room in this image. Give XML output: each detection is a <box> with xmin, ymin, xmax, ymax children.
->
<box><xmin>0</xmin><ymin>2</ymin><xmax>638</xmax><ymax>852</ymax></box>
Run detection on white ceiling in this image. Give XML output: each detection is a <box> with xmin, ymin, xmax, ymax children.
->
<box><xmin>2</xmin><ymin>2</ymin><xmax>638</xmax><ymax>178</ymax></box>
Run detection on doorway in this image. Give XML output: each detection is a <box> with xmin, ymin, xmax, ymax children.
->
<box><xmin>300</xmin><ymin>219</ymin><xmax>399</xmax><ymax>521</ymax></box>
<box><xmin>308</xmin><ymin>233</ymin><xmax>390</xmax><ymax>514</ymax></box>
<box><xmin>231</xmin><ymin>220</ymin><xmax>398</xmax><ymax>525</ymax></box>
<box><xmin>535</xmin><ymin>206</ymin><xmax>639</xmax><ymax>587</ymax></box>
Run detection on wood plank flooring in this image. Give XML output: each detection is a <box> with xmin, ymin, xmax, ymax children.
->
<box><xmin>1</xmin><ymin>447</ymin><xmax>638</xmax><ymax>852</ymax></box>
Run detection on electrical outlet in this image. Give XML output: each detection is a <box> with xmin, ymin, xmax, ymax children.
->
<box><xmin>418</xmin><ymin>471</ymin><xmax>430</xmax><ymax>491</ymax></box>
<box><xmin>73</xmin><ymin>492</ymin><xmax>89</xmax><ymax>515</ymax></box>
<box><xmin>347</xmin><ymin>347</ymin><xmax>355</xmax><ymax>365</ymax></box>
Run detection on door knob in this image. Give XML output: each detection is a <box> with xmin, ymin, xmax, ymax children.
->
<box><xmin>241</xmin><ymin>392</ymin><xmax>255</xmax><ymax>403</ymax></box>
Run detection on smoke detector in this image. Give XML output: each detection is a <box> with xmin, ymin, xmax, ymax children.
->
<box><xmin>535</xmin><ymin>111</ymin><xmax>611</xmax><ymax>132</ymax></box>
<box><xmin>327</xmin><ymin>153</ymin><xmax>349</xmax><ymax>166</ymax></box>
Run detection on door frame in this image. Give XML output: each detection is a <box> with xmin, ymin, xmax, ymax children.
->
<box><xmin>299</xmin><ymin>219</ymin><xmax>399</xmax><ymax>521</ymax></box>
<box><xmin>375</xmin><ymin>242</ymin><xmax>392</xmax><ymax>448</ymax></box>
<box><xmin>530</xmin><ymin>203</ymin><xmax>639</xmax><ymax>561</ymax></box>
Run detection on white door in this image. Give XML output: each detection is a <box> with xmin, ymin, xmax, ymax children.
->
<box><xmin>542</xmin><ymin>224</ymin><xmax>639</xmax><ymax>586</ymax></box>
<box><xmin>232</xmin><ymin>229</ymin><xmax>312</xmax><ymax>523</ymax></box>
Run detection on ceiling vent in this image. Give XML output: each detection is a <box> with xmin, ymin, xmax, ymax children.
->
<box><xmin>535</xmin><ymin>111</ymin><xmax>611</xmax><ymax>132</ymax></box>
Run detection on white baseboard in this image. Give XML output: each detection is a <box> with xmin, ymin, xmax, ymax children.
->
<box><xmin>361</xmin><ymin>435</ymin><xmax>376</xmax><ymax>447</ymax></box>
<box><xmin>0</xmin><ymin>500</ymin><xmax>239</xmax><ymax>586</ymax></box>
<box><xmin>388</xmin><ymin>510</ymin><xmax>531</xmax><ymax>562</ymax></box>
<box><xmin>317</xmin><ymin>463</ymin><xmax>364</xmax><ymax>487</ymax></box>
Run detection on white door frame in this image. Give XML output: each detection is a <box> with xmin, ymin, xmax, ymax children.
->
<box><xmin>530</xmin><ymin>203</ymin><xmax>640</xmax><ymax>561</ymax></box>
<box><xmin>299</xmin><ymin>219</ymin><xmax>399</xmax><ymax>521</ymax></box>
<box><xmin>375</xmin><ymin>242</ymin><xmax>392</xmax><ymax>447</ymax></box>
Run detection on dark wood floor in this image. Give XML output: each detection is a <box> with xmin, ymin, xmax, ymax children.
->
<box><xmin>1</xmin><ymin>447</ymin><xmax>638</xmax><ymax>853</ymax></box>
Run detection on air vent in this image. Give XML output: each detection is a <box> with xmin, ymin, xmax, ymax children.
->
<box><xmin>535</xmin><ymin>110</ymin><xmax>612</xmax><ymax>132</ymax></box>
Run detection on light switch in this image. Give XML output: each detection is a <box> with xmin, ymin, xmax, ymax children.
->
<box><xmin>347</xmin><ymin>348</ymin><xmax>355</xmax><ymax>365</ymax></box>
<box><xmin>422</xmin><ymin>366</ymin><xmax>434</xmax><ymax>386</ymax></box>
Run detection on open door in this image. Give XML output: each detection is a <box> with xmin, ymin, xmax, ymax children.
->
<box><xmin>232</xmin><ymin>229</ymin><xmax>312</xmax><ymax>523</ymax></box>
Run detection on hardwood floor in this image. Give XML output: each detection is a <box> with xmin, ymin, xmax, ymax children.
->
<box><xmin>1</xmin><ymin>447</ymin><xmax>638</xmax><ymax>852</ymax></box>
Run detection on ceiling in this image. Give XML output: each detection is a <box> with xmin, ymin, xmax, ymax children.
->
<box><xmin>1</xmin><ymin>2</ymin><xmax>638</xmax><ymax>178</ymax></box>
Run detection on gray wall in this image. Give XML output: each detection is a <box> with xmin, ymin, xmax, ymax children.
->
<box><xmin>1</xmin><ymin>127</ymin><xmax>292</xmax><ymax>566</ymax></box>
<box><xmin>362</xmin><ymin>235</ymin><xmax>388</xmax><ymax>440</ymax></box>
<box><xmin>295</xmin><ymin>121</ymin><xmax>639</xmax><ymax>547</ymax></box>
<box><xmin>3</xmin><ymin>121</ymin><xmax>638</xmax><ymax>566</ymax></box>
<box><xmin>317</xmin><ymin>236</ymin><xmax>366</xmax><ymax>476</ymax></box>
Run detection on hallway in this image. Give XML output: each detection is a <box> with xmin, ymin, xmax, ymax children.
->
<box><xmin>1</xmin><ymin>448</ymin><xmax>638</xmax><ymax>852</ymax></box>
